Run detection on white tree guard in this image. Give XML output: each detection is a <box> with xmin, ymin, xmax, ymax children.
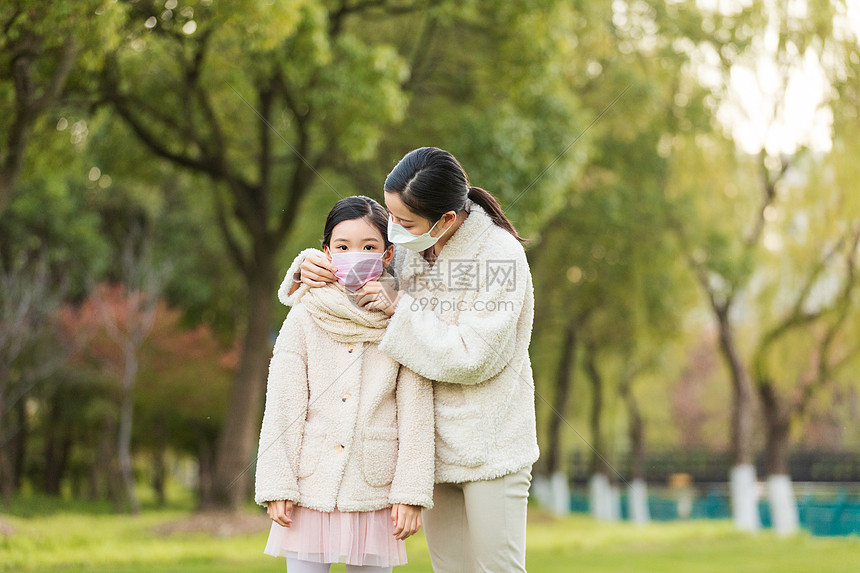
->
<box><xmin>629</xmin><ymin>478</ymin><xmax>651</xmax><ymax>524</ymax></box>
<box><xmin>767</xmin><ymin>474</ymin><xmax>799</xmax><ymax>536</ymax></box>
<box><xmin>730</xmin><ymin>463</ymin><xmax>762</xmax><ymax>532</ymax></box>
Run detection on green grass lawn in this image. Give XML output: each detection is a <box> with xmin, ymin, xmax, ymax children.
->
<box><xmin>2</xmin><ymin>497</ymin><xmax>859</xmax><ymax>573</ymax></box>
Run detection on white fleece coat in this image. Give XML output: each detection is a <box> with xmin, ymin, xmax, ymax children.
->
<box><xmin>254</xmin><ymin>281</ymin><xmax>435</xmax><ymax>512</ymax></box>
<box><xmin>278</xmin><ymin>201</ymin><xmax>540</xmax><ymax>484</ymax></box>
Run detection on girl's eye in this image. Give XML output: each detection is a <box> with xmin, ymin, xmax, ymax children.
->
<box><xmin>337</xmin><ymin>245</ymin><xmax>348</xmax><ymax>250</ymax></box>
<box><xmin>364</xmin><ymin>245</ymin><xmax>376</xmax><ymax>250</ymax></box>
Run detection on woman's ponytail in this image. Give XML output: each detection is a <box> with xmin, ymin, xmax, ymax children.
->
<box><xmin>468</xmin><ymin>186</ymin><xmax>529</xmax><ymax>244</ymax></box>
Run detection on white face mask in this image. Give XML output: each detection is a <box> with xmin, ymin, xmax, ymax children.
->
<box><xmin>387</xmin><ymin>214</ymin><xmax>451</xmax><ymax>252</ymax></box>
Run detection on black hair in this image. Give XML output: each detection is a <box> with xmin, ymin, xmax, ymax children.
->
<box><xmin>383</xmin><ymin>147</ymin><xmax>528</xmax><ymax>243</ymax></box>
<box><xmin>322</xmin><ymin>195</ymin><xmax>392</xmax><ymax>249</ymax></box>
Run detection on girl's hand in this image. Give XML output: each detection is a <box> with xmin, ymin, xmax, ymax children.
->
<box><xmin>266</xmin><ymin>499</ymin><xmax>294</xmax><ymax>527</ymax></box>
<box><xmin>390</xmin><ymin>503</ymin><xmax>422</xmax><ymax>540</ymax></box>
<box><xmin>355</xmin><ymin>280</ymin><xmax>401</xmax><ymax>316</ymax></box>
<box><xmin>301</xmin><ymin>252</ymin><xmax>338</xmax><ymax>288</ymax></box>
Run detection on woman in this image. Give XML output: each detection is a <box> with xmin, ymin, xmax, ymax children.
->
<box><xmin>280</xmin><ymin>147</ymin><xmax>539</xmax><ymax>572</ymax></box>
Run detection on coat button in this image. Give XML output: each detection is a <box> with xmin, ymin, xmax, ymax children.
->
<box><xmin>347</xmin><ymin>343</ymin><xmax>356</xmax><ymax>353</ymax></box>
<box><xmin>341</xmin><ymin>392</ymin><xmax>351</xmax><ymax>402</ymax></box>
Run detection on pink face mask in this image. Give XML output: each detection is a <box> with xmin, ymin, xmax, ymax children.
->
<box><xmin>330</xmin><ymin>251</ymin><xmax>384</xmax><ymax>292</ymax></box>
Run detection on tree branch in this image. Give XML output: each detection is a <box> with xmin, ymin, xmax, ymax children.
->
<box><xmin>31</xmin><ymin>38</ymin><xmax>78</xmax><ymax>115</ymax></box>
<box><xmin>401</xmin><ymin>12</ymin><xmax>438</xmax><ymax>91</ymax></box>
<box><xmin>753</xmin><ymin>233</ymin><xmax>849</xmax><ymax>382</ymax></box>
<box><xmin>795</xmin><ymin>225</ymin><xmax>860</xmax><ymax>416</ymax></box>
<box><xmin>212</xmin><ymin>182</ymin><xmax>251</xmax><ymax>277</ymax></box>
<box><xmin>745</xmin><ymin>150</ymin><xmax>788</xmax><ymax>247</ymax></box>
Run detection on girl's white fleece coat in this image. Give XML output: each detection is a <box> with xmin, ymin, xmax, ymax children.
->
<box><xmin>253</xmin><ymin>287</ymin><xmax>435</xmax><ymax>512</ymax></box>
<box><xmin>277</xmin><ymin>201</ymin><xmax>540</xmax><ymax>484</ymax></box>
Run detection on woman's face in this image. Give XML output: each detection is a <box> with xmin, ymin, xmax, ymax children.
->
<box><xmin>384</xmin><ymin>190</ymin><xmax>452</xmax><ymax>236</ymax></box>
<box><xmin>324</xmin><ymin>217</ymin><xmax>394</xmax><ymax>267</ymax></box>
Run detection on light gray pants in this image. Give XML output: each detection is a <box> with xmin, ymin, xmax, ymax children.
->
<box><xmin>422</xmin><ymin>466</ymin><xmax>532</xmax><ymax>573</ymax></box>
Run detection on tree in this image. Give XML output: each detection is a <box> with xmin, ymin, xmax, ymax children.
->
<box><xmin>100</xmin><ymin>0</ymin><xmax>419</xmax><ymax>509</ymax></box>
<box><xmin>0</xmin><ymin>0</ymin><xmax>114</xmax><ymax>216</ymax></box>
<box><xmin>664</xmin><ymin>0</ymin><xmax>860</xmax><ymax>533</ymax></box>
<box><xmin>93</xmin><ymin>229</ymin><xmax>169</xmax><ymax>513</ymax></box>
<box><xmin>133</xmin><ymin>305</ymin><xmax>234</xmax><ymax>507</ymax></box>
<box><xmin>0</xmin><ymin>255</ymin><xmax>70</xmax><ymax>503</ymax></box>
<box><xmin>527</xmin><ymin>0</ymin><xmax>722</xmax><ymax>519</ymax></box>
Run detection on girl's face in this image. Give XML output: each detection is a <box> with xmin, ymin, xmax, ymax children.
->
<box><xmin>324</xmin><ymin>217</ymin><xmax>394</xmax><ymax>267</ymax></box>
<box><xmin>384</xmin><ymin>190</ymin><xmax>456</xmax><ymax>236</ymax></box>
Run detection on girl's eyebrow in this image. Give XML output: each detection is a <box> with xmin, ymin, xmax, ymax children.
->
<box><xmin>332</xmin><ymin>236</ymin><xmax>382</xmax><ymax>243</ymax></box>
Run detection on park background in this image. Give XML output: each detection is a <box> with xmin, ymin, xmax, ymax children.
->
<box><xmin>1</xmin><ymin>0</ymin><xmax>859</xmax><ymax>571</ymax></box>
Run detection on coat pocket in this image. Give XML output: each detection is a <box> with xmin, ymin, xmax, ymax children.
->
<box><xmin>434</xmin><ymin>402</ymin><xmax>488</xmax><ymax>468</ymax></box>
<box><xmin>297</xmin><ymin>421</ymin><xmax>327</xmax><ymax>479</ymax></box>
<box><xmin>362</xmin><ymin>426</ymin><xmax>398</xmax><ymax>487</ymax></box>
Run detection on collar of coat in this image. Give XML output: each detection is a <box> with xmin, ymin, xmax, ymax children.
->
<box><xmin>396</xmin><ymin>198</ymin><xmax>495</xmax><ymax>286</ymax></box>
<box><xmin>294</xmin><ymin>281</ymin><xmax>390</xmax><ymax>343</ymax></box>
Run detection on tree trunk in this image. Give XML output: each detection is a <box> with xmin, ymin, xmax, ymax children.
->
<box><xmin>13</xmin><ymin>396</ymin><xmax>26</xmax><ymax>490</ymax></box>
<box><xmin>622</xmin><ymin>369</ymin><xmax>650</xmax><ymax>524</ymax></box>
<box><xmin>714</xmin><ymin>305</ymin><xmax>761</xmax><ymax>531</ymax></box>
<box><xmin>196</xmin><ymin>436</ymin><xmax>216</xmax><ymax>507</ymax></box>
<box><xmin>204</xmin><ymin>256</ymin><xmax>277</xmax><ymax>510</ymax></box>
<box><xmin>624</xmin><ymin>379</ymin><xmax>645</xmax><ymax>481</ymax></box>
<box><xmin>759</xmin><ymin>382</ymin><xmax>798</xmax><ymax>534</ymax></box>
<box><xmin>43</xmin><ymin>395</ymin><xmax>61</xmax><ymax>494</ymax></box>
<box><xmin>584</xmin><ymin>342</ymin><xmax>618</xmax><ymax>521</ymax></box>
<box><xmin>44</xmin><ymin>398</ymin><xmax>72</xmax><ymax>495</ymax></box>
<box><xmin>152</xmin><ymin>418</ymin><xmax>168</xmax><ymax>507</ymax></box>
<box><xmin>545</xmin><ymin>320</ymin><xmax>578</xmax><ymax>475</ymax></box>
<box><xmin>534</xmin><ymin>319</ymin><xmax>578</xmax><ymax>515</ymax></box>
<box><xmin>584</xmin><ymin>342</ymin><xmax>608</xmax><ymax>477</ymax></box>
<box><xmin>153</xmin><ymin>448</ymin><xmax>166</xmax><ymax>507</ymax></box>
<box><xmin>714</xmin><ymin>305</ymin><xmax>755</xmax><ymax>466</ymax></box>
<box><xmin>56</xmin><ymin>431</ymin><xmax>72</xmax><ymax>496</ymax></box>
<box><xmin>0</xmin><ymin>379</ymin><xmax>11</xmax><ymax>503</ymax></box>
<box><xmin>760</xmin><ymin>386</ymin><xmax>790</xmax><ymax>476</ymax></box>
<box><xmin>117</xmin><ymin>348</ymin><xmax>141</xmax><ymax>514</ymax></box>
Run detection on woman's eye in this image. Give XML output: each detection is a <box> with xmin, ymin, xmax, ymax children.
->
<box><xmin>337</xmin><ymin>245</ymin><xmax>347</xmax><ymax>250</ymax></box>
<box><xmin>364</xmin><ymin>245</ymin><xmax>377</xmax><ymax>250</ymax></box>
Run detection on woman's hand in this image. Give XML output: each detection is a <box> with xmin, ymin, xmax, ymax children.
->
<box><xmin>301</xmin><ymin>252</ymin><xmax>338</xmax><ymax>288</ymax></box>
<box><xmin>266</xmin><ymin>499</ymin><xmax>294</xmax><ymax>527</ymax></box>
<box><xmin>390</xmin><ymin>503</ymin><xmax>422</xmax><ymax>540</ymax></box>
<box><xmin>355</xmin><ymin>280</ymin><xmax>401</xmax><ymax>315</ymax></box>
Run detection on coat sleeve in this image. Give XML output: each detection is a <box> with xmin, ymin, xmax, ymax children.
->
<box><xmin>388</xmin><ymin>366</ymin><xmax>435</xmax><ymax>509</ymax></box>
<box><xmin>254</xmin><ymin>309</ymin><xmax>309</xmax><ymax>507</ymax></box>
<box><xmin>379</xmin><ymin>245</ymin><xmax>531</xmax><ymax>385</ymax></box>
<box><xmin>277</xmin><ymin>248</ymin><xmax>326</xmax><ymax>307</ymax></box>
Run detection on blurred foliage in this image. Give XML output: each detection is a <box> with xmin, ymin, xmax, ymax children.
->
<box><xmin>0</xmin><ymin>0</ymin><xmax>859</xmax><ymax>504</ymax></box>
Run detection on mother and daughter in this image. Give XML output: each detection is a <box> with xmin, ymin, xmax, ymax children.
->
<box><xmin>255</xmin><ymin>147</ymin><xmax>539</xmax><ymax>573</ymax></box>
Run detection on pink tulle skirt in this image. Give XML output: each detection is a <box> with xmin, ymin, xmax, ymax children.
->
<box><xmin>263</xmin><ymin>505</ymin><xmax>408</xmax><ymax>567</ymax></box>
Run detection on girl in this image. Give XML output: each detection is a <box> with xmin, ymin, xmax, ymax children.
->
<box><xmin>255</xmin><ymin>195</ymin><xmax>435</xmax><ymax>573</ymax></box>
<box><xmin>282</xmin><ymin>147</ymin><xmax>539</xmax><ymax>572</ymax></box>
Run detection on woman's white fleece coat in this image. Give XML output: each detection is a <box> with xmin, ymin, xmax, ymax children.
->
<box><xmin>253</xmin><ymin>288</ymin><xmax>435</xmax><ymax>512</ymax></box>
<box><xmin>277</xmin><ymin>201</ymin><xmax>540</xmax><ymax>484</ymax></box>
